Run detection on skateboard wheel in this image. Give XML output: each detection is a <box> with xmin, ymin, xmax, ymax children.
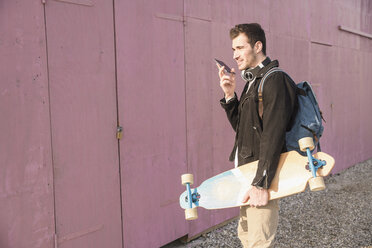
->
<box><xmin>185</xmin><ymin>208</ymin><xmax>198</xmax><ymax>220</ymax></box>
<box><xmin>298</xmin><ymin>137</ymin><xmax>315</xmax><ymax>152</ymax></box>
<box><xmin>309</xmin><ymin>177</ymin><xmax>325</xmax><ymax>191</ymax></box>
<box><xmin>181</xmin><ymin>174</ymin><xmax>194</xmax><ymax>186</ymax></box>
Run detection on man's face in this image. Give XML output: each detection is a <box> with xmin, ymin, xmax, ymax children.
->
<box><xmin>232</xmin><ymin>33</ymin><xmax>258</xmax><ymax>71</ymax></box>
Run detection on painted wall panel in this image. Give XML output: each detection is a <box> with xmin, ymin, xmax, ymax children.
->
<box><xmin>184</xmin><ymin>16</ymin><xmax>215</xmax><ymax>238</ymax></box>
<box><xmin>1</xmin><ymin>1</ymin><xmax>372</xmax><ymax>247</ymax></box>
<box><xmin>310</xmin><ymin>0</ymin><xmax>336</xmax><ymax>46</ymax></box>
<box><xmin>268</xmin><ymin>34</ymin><xmax>311</xmax><ymax>83</ymax></box>
<box><xmin>360</xmin><ymin>52</ymin><xmax>372</xmax><ymax>158</ymax></box>
<box><xmin>335</xmin><ymin>2</ymin><xmax>362</xmax><ymax>50</ymax></box>
<box><xmin>360</xmin><ymin>12</ymin><xmax>372</xmax><ymax>52</ymax></box>
<box><xmin>185</xmin><ymin>0</ymin><xmax>211</xmax><ymax>21</ymax></box>
<box><xmin>114</xmin><ymin>1</ymin><xmax>188</xmax><ymax>247</ymax></box>
<box><xmin>270</xmin><ymin>0</ymin><xmax>311</xmax><ymax>40</ymax></box>
<box><xmin>309</xmin><ymin>43</ymin><xmax>336</xmax><ymax>167</ymax></box>
<box><xmin>44</xmin><ymin>1</ymin><xmax>122</xmax><ymax>247</ymax></box>
<box><xmin>0</xmin><ymin>1</ymin><xmax>54</xmax><ymax>248</ymax></box>
<box><xmin>327</xmin><ymin>46</ymin><xmax>366</xmax><ymax>172</ymax></box>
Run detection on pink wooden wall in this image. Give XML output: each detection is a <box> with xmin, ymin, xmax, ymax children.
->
<box><xmin>1</xmin><ymin>0</ymin><xmax>371</xmax><ymax>247</ymax></box>
<box><xmin>0</xmin><ymin>1</ymin><xmax>54</xmax><ymax>247</ymax></box>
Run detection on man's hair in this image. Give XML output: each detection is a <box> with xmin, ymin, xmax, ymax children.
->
<box><xmin>230</xmin><ymin>23</ymin><xmax>266</xmax><ymax>55</ymax></box>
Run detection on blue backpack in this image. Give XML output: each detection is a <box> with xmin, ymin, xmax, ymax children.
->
<box><xmin>258</xmin><ymin>68</ymin><xmax>324</xmax><ymax>155</ymax></box>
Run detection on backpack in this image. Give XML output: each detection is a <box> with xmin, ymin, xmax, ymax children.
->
<box><xmin>258</xmin><ymin>67</ymin><xmax>324</xmax><ymax>155</ymax></box>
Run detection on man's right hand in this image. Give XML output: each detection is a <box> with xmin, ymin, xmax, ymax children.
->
<box><xmin>217</xmin><ymin>64</ymin><xmax>236</xmax><ymax>99</ymax></box>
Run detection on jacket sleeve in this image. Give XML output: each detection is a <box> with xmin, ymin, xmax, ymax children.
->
<box><xmin>251</xmin><ymin>72</ymin><xmax>297</xmax><ymax>189</ymax></box>
<box><xmin>220</xmin><ymin>92</ymin><xmax>239</xmax><ymax>132</ymax></box>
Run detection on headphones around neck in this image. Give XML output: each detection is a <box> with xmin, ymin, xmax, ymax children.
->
<box><xmin>241</xmin><ymin>57</ymin><xmax>271</xmax><ymax>82</ymax></box>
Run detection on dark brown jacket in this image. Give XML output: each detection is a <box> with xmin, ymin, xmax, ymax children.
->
<box><xmin>220</xmin><ymin>60</ymin><xmax>298</xmax><ymax>189</ymax></box>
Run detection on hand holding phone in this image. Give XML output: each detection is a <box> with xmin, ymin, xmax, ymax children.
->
<box><xmin>215</xmin><ymin>58</ymin><xmax>236</xmax><ymax>99</ymax></box>
<box><xmin>214</xmin><ymin>59</ymin><xmax>235</xmax><ymax>74</ymax></box>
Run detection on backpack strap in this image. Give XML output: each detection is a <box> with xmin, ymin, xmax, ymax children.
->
<box><xmin>258</xmin><ymin>68</ymin><xmax>284</xmax><ymax>119</ymax></box>
<box><xmin>258</xmin><ymin>68</ymin><xmax>306</xmax><ymax>119</ymax></box>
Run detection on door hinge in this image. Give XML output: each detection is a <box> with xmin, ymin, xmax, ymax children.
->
<box><xmin>116</xmin><ymin>126</ymin><xmax>123</xmax><ymax>140</ymax></box>
<box><xmin>41</xmin><ymin>0</ymin><xmax>46</xmax><ymax>4</ymax></box>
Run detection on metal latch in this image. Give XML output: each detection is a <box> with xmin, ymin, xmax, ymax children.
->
<box><xmin>116</xmin><ymin>126</ymin><xmax>123</xmax><ymax>140</ymax></box>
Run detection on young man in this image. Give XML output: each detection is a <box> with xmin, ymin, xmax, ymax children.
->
<box><xmin>218</xmin><ymin>23</ymin><xmax>298</xmax><ymax>248</ymax></box>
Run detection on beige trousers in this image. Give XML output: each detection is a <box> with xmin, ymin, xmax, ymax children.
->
<box><xmin>237</xmin><ymin>199</ymin><xmax>279</xmax><ymax>248</ymax></box>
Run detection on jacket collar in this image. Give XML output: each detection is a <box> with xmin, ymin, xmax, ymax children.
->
<box><xmin>257</xmin><ymin>59</ymin><xmax>279</xmax><ymax>78</ymax></box>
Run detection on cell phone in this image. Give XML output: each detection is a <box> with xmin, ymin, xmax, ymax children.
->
<box><xmin>215</xmin><ymin>58</ymin><xmax>234</xmax><ymax>74</ymax></box>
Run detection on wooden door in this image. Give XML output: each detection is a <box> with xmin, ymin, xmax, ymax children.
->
<box><xmin>44</xmin><ymin>1</ymin><xmax>123</xmax><ymax>247</ymax></box>
<box><xmin>114</xmin><ymin>1</ymin><xmax>188</xmax><ymax>247</ymax></box>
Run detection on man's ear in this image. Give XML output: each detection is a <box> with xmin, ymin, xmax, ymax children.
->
<box><xmin>254</xmin><ymin>41</ymin><xmax>263</xmax><ymax>54</ymax></box>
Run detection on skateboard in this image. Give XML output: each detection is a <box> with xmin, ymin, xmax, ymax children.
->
<box><xmin>180</xmin><ymin>137</ymin><xmax>335</xmax><ymax>220</ymax></box>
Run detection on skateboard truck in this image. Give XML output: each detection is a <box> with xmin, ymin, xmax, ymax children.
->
<box><xmin>185</xmin><ymin>191</ymin><xmax>200</xmax><ymax>204</ymax></box>
<box><xmin>181</xmin><ymin>174</ymin><xmax>198</xmax><ymax>220</ymax></box>
<box><xmin>299</xmin><ymin>137</ymin><xmax>326</xmax><ymax>191</ymax></box>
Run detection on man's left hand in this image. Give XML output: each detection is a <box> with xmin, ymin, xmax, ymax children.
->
<box><xmin>242</xmin><ymin>186</ymin><xmax>269</xmax><ymax>207</ymax></box>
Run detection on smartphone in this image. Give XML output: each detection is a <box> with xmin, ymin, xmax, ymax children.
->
<box><xmin>215</xmin><ymin>58</ymin><xmax>234</xmax><ymax>74</ymax></box>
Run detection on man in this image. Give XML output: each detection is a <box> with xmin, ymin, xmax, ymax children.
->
<box><xmin>218</xmin><ymin>23</ymin><xmax>298</xmax><ymax>248</ymax></box>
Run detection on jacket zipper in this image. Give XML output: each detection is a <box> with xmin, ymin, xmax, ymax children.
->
<box><xmin>253</xmin><ymin>126</ymin><xmax>261</xmax><ymax>138</ymax></box>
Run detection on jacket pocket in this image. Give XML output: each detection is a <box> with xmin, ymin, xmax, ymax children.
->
<box><xmin>239</xmin><ymin>146</ymin><xmax>253</xmax><ymax>159</ymax></box>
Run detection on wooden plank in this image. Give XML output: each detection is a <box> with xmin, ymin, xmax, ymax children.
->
<box><xmin>53</xmin><ymin>0</ymin><xmax>94</xmax><ymax>7</ymax></box>
<box><xmin>338</xmin><ymin>25</ymin><xmax>372</xmax><ymax>39</ymax></box>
